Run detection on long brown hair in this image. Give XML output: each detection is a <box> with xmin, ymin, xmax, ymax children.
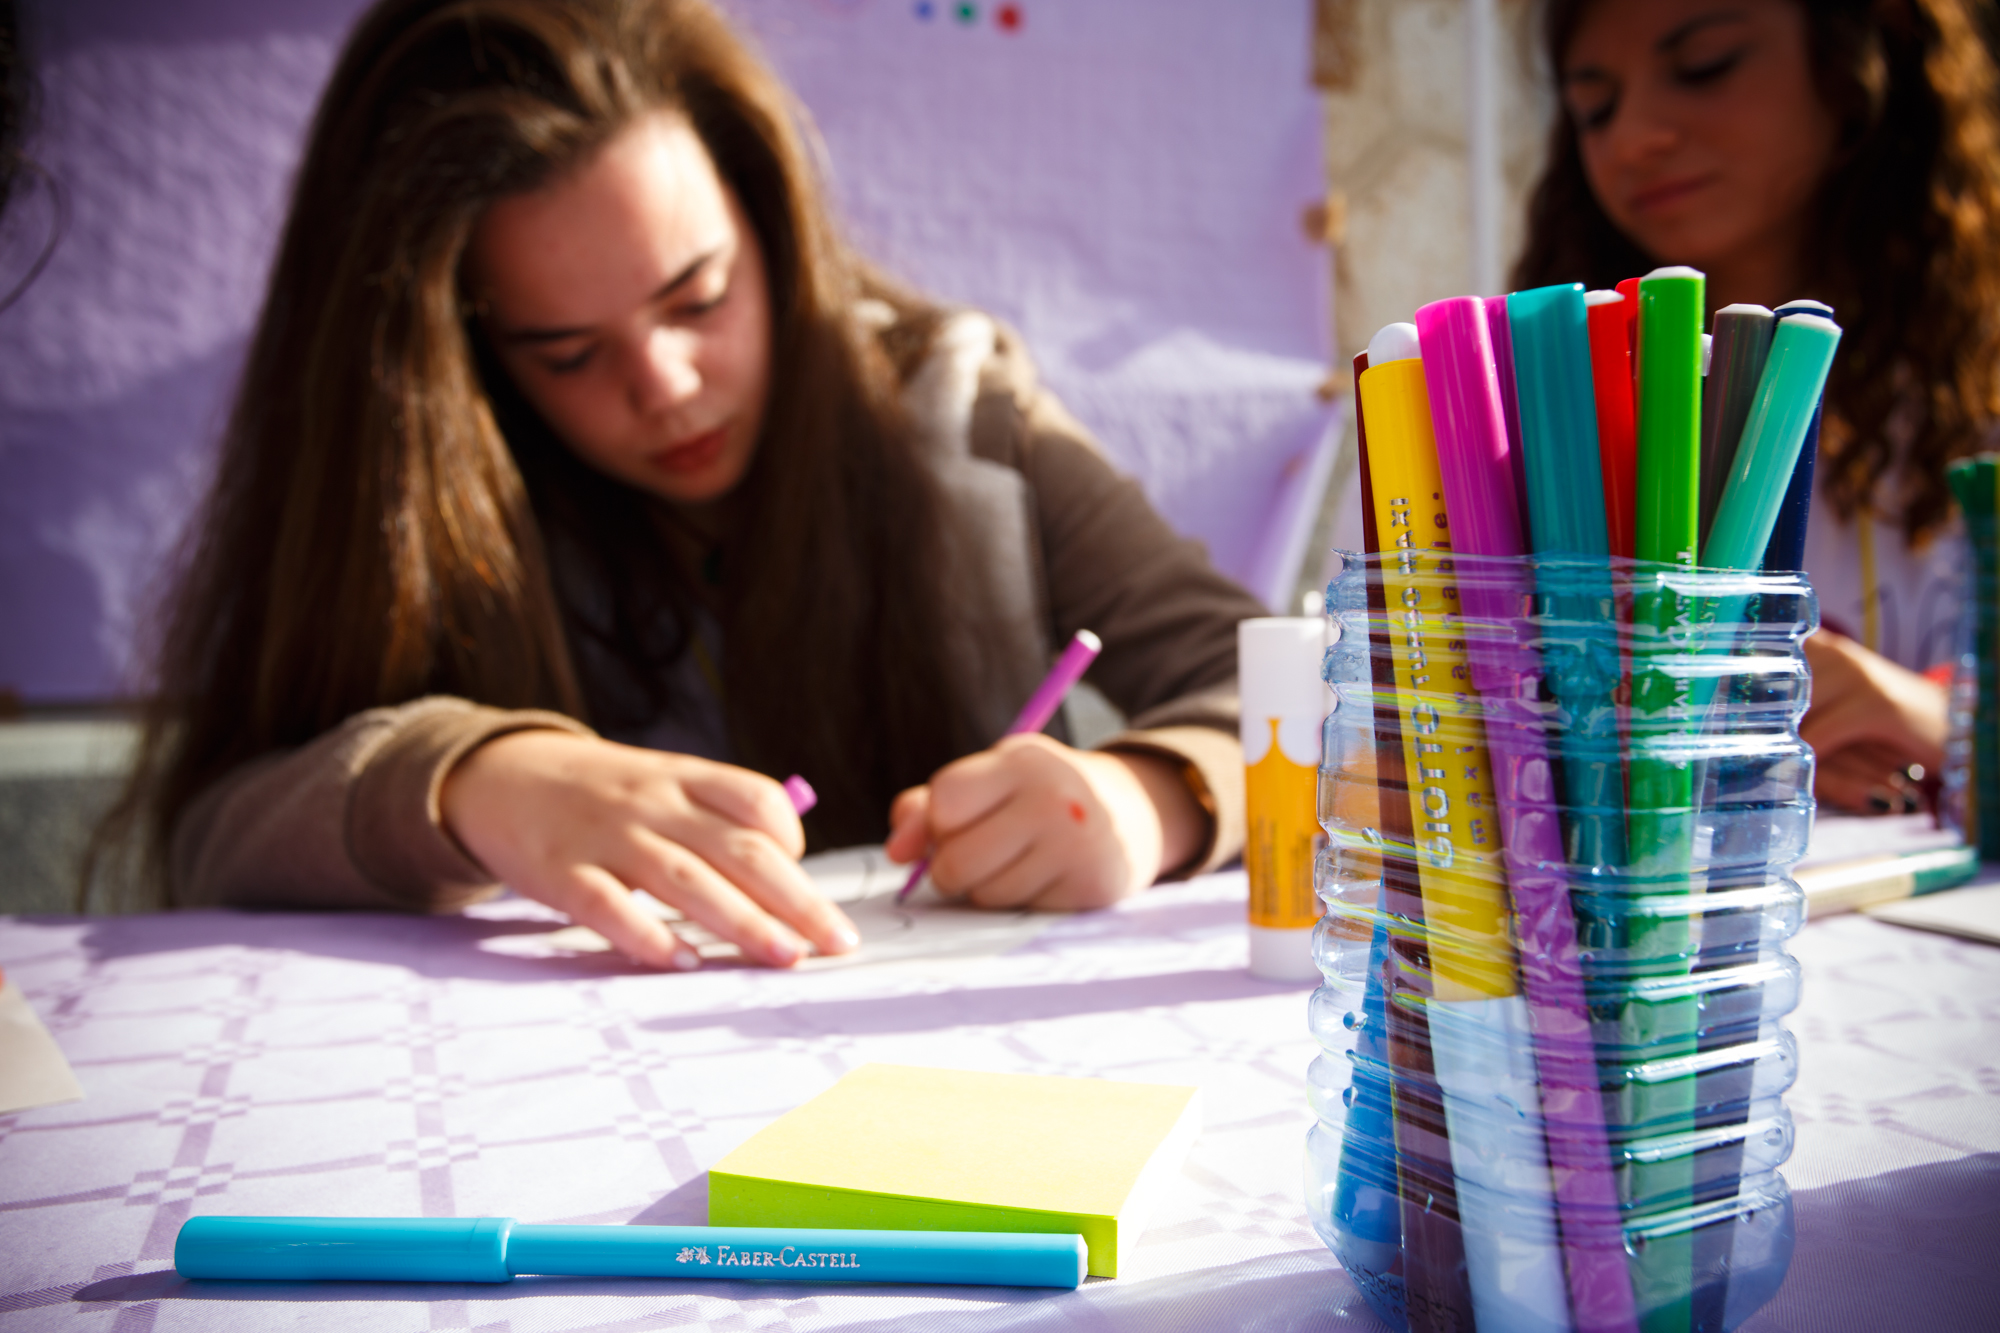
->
<box><xmin>1515</xmin><ymin>0</ymin><xmax>2000</xmax><ymax>543</ymax></box>
<box><xmin>94</xmin><ymin>0</ymin><xmax>992</xmax><ymax>907</ymax></box>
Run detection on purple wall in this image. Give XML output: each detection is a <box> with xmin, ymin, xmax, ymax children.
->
<box><xmin>0</xmin><ymin>0</ymin><xmax>370</xmax><ymax>702</ymax></box>
<box><xmin>0</xmin><ymin>0</ymin><xmax>1329</xmax><ymax>702</ymax></box>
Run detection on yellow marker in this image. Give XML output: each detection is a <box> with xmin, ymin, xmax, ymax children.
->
<box><xmin>1240</xmin><ymin>617</ymin><xmax>1329</xmax><ymax>981</ymax></box>
<box><xmin>1356</xmin><ymin>355</ymin><xmax>1515</xmax><ymax>1002</ymax></box>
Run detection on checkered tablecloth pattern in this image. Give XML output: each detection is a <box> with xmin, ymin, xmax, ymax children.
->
<box><xmin>2</xmin><ymin>874</ymin><xmax>1997</xmax><ymax>1331</ymax></box>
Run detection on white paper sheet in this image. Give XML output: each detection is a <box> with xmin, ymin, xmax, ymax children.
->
<box><xmin>0</xmin><ymin>975</ymin><xmax>84</xmax><ymax>1114</ymax></box>
<box><xmin>1864</xmin><ymin>881</ymin><xmax>2000</xmax><ymax>946</ymax></box>
<box><xmin>478</xmin><ymin>846</ymin><xmax>1060</xmax><ymax>971</ymax></box>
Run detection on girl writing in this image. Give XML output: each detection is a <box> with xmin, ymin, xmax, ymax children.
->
<box><xmin>98</xmin><ymin>0</ymin><xmax>1264</xmax><ymax>967</ymax></box>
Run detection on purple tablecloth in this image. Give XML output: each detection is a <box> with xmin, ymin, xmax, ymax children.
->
<box><xmin>2</xmin><ymin>874</ymin><xmax>1996</xmax><ymax>1331</ymax></box>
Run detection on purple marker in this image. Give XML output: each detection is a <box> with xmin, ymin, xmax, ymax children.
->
<box><xmin>1484</xmin><ymin>292</ymin><xmax>1532</xmax><ymax>530</ymax></box>
<box><xmin>896</xmin><ymin>630</ymin><xmax>1104</xmax><ymax>903</ymax></box>
<box><xmin>782</xmin><ymin>775</ymin><xmax>817</xmax><ymax>816</ymax></box>
<box><xmin>1415</xmin><ymin>296</ymin><xmax>1642</xmax><ymax>1333</ymax></box>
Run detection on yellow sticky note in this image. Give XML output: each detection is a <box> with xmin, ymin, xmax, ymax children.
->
<box><xmin>708</xmin><ymin>1064</ymin><xmax>1201</xmax><ymax>1277</ymax></box>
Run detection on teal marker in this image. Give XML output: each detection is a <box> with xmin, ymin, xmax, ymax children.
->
<box><xmin>1507</xmin><ymin>283</ymin><xmax>1628</xmax><ymax>883</ymax></box>
<box><xmin>1703</xmin><ymin>315</ymin><xmax>1842</xmax><ymax>571</ymax></box>
<box><xmin>173</xmin><ymin>1217</ymin><xmax>1089</xmax><ymax>1289</ymax></box>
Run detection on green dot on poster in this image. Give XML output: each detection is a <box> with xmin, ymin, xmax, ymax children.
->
<box><xmin>955</xmin><ymin>2</ymin><xmax>977</xmax><ymax>23</ymax></box>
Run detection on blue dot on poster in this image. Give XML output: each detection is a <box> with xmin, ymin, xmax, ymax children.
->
<box><xmin>914</xmin><ymin>1</ymin><xmax>933</xmax><ymax>17</ymax></box>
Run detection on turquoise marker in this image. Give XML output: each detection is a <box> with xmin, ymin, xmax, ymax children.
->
<box><xmin>1703</xmin><ymin>316</ymin><xmax>1842</xmax><ymax>572</ymax></box>
<box><xmin>1507</xmin><ymin>282</ymin><xmax>1628</xmax><ymax>883</ymax></box>
<box><xmin>174</xmin><ymin>1217</ymin><xmax>1088</xmax><ymax>1289</ymax></box>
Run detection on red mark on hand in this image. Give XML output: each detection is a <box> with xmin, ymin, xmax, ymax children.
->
<box><xmin>1067</xmin><ymin>801</ymin><xmax>1086</xmax><ymax>823</ymax></box>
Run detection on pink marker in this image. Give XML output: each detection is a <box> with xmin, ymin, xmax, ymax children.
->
<box><xmin>896</xmin><ymin>629</ymin><xmax>1103</xmax><ymax>903</ymax></box>
<box><xmin>1414</xmin><ymin>296</ymin><xmax>1640</xmax><ymax>1333</ymax></box>
<box><xmin>782</xmin><ymin>775</ymin><xmax>817</xmax><ymax>816</ymax></box>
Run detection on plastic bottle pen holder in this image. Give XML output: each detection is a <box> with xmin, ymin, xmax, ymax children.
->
<box><xmin>1304</xmin><ymin>551</ymin><xmax>1814</xmax><ymax>1333</ymax></box>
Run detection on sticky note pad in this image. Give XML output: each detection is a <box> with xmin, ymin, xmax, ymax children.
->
<box><xmin>707</xmin><ymin>1064</ymin><xmax>1201</xmax><ymax>1277</ymax></box>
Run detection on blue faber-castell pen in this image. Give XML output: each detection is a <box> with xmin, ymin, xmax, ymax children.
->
<box><xmin>174</xmin><ymin>1217</ymin><xmax>1088</xmax><ymax>1289</ymax></box>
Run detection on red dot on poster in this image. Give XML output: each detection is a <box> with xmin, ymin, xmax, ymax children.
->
<box><xmin>997</xmin><ymin>4</ymin><xmax>1022</xmax><ymax>32</ymax></box>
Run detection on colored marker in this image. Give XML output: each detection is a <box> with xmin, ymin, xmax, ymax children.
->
<box><xmin>1761</xmin><ymin>300</ymin><xmax>1833</xmax><ymax>573</ymax></box>
<box><xmin>1635</xmin><ymin>268</ymin><xmax>1705</xmax><ymax>571</ymax></box>
<box><xmin>1410</xmin><ymin>299</ymin><xmax>1641</xmax><ymax>1333</ymax></box>
<box><xmin>174</xmin><ymin>1217</ymin><xmax>1088</xmax><ymax>1288</ymax></box>
<box><xmin>1507</xmin><ymin>283</ymin><xmax>1628</xmax><ymax>885</ymax></box>
<box><xmin>1354</xmin><ymin>323</ymin><xmax>1483</xmax><ymax>1333</ymax></box>
<box><xmin>895</xmin><ymin>629</ymin><xmax>1103</xmax><ymax>902</ymax></box>
<box><xmin>1946</xmin><ymin>456</ymin><xmax>2000</xmax><ymax>857</ymax></box>
<box><xmin>1703</xmin><ymin>316</ymin><xmax>1842</xmax><ymax>572</ymax></box>
<box><xmin>1691</xmin><ymin>302</ymin><xmax>1835</xmax><ymax>1333</ymax></box>
<box><xmin>1698</xmin><ymin>305</ymin><xmax>1776</xmax><ymax>549</ymax></box>
<box><xmin>1485</xmin><ymin>293</ymin><xmax>1534</xmax><ymax>529</ymax></box>
<box><xmin>1585</xmin><ymin>290</ymin><xmax>1639</xmax><ymax>559</ymax></box>
<box><xmin>1322</xmin><ymin>347</ymin><xmax>1410</xmax><ymax>1320</ymax></box>
<box><xmin>1627</xmin><ymin>265</ymin><xmax>1708</xmax><ymax>1333</ymax></box>
<box><xmin>1362</xmin><ymin>324</ymin><xmax>1574</xmax><ymax>1333</ymax></box>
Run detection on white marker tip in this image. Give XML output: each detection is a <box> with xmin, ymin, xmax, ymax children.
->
<box><xmin>1366</xmin><ymin>322</ymin><xmax>1422</xmax><ymax>366</ymax></box>
<box><xmin>1584</xmin><ymin>289</ymin><xmax>1625</xmax><ymax>307</ymax></box>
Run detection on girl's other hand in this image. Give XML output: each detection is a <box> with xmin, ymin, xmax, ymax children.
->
<box><xmin>883</xmin><ymin>733</ymin><xmax>1202</xmax><ymax>911</ymax></box>
<box><xmin>1800</xmin><ymin>630</ymin><xmax>1949</xmax><ymax>814</ymax></box>
<box><xmin>440</xmin><ymin>732</ymin><xmax>859</xmax><ymax>969</ymax></box>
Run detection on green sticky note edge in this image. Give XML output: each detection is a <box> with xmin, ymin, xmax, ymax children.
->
<box><xmin>706</xmin><ymin>1065</ymin><xmax>1202</xmax><ymax>1278</ymax></box>
<box><xmin>707</xmin><ymin>1174</ymin><xmax>1124</xmax><ymax>1275</ymax></box>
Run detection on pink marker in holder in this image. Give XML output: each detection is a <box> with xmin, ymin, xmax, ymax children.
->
<box><xmin>1415</xmin><ymin>296</ymin><xmax>1641</xmax><ymax>1333</ymax></box>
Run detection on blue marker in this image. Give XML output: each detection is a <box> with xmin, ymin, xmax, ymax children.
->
<box><xmin>175</xmin><ymin>1217</ymin><xmax>1088</xmax><ymax>1289</ymax></box>
<box><xmin>1760</xmin><ymin>300</ymin><xmax>1834</xmax><ymax>574</ymax></box>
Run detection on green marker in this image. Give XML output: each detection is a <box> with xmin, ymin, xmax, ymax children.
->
<box><xmin>1626</xmin><ymin>265</ymin><xmax>1705</xmax><ymax>1333</ymax></box>
<box><xmin>1702</xmin><ymin>315</ymin><xmax>1842</xmax><ymax>571</ymax></box>
<box><xmin>1635</xmin><ymin>267</ymin><xmax>1705</xmax><ymax>570</ymax></box>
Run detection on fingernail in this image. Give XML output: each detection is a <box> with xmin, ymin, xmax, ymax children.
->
<box><xmin>766</xmin><ymin>935</ymin><xmax>803</xmax><ymax>967</ymax></box>
<box><xmin>833</xmin><ymin>926</ymin><xmax>861</xmax><ymax>952</ymax></box>
<box><xmin>671</xmin><ymin>945</ymin><xmax>702</xmax><ymax>972</ymax></box>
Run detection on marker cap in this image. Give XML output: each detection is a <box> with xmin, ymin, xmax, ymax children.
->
<box><xmin>176</xmin><ymin>1216</ymin><xmax>515</xmax><ymax>1283</ymax></box>
<box><xmin>1366</xmin><ymin>322</ymin><xmax>1421</xmax><ymax>365</ymax></box>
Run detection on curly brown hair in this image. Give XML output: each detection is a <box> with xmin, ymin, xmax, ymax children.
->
<box><xmin>1514</xmin><ymin>0</ymin><xmax>2000</xmax><ymax>544</ymax></box>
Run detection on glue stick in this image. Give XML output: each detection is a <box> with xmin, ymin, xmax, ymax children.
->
<box><xmin>1239</xmin><ymin>617</ymin><xmax>1330</xmax><ymax>981</ymax></box>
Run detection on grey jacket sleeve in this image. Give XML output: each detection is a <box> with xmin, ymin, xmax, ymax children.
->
<box><xmin>970</xmin><ymin>326</ymin><xmax>1266</xmax><ymax>873</ymax></box>
<box><xmin>171</xmin><ymin>697</ymin><xmax>593</xmax><ymax>911</ymax></box>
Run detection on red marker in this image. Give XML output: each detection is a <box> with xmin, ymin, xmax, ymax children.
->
<box><xmin>1585</xmin><ymin>289</ymin><xmax>1639</xmax><ymax>559</ymax></box>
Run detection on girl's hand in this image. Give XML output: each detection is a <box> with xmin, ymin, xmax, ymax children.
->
<box><xmin>440</xmin><ymin>732</ymin><xmax>859</xmax><ymax>969</ymax></box>
<box><xmin>883</xmin><ymin>733</ymin><xmax>1203</xmax><ymax>911</ymax></box>
<box><xmin>1800</xmin><ymin>630</ymin><xmax>1949</xmax><ymax>814</ymax></box>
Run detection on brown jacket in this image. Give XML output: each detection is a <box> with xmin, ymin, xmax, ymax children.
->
<box><xmin>173</xmin><ymin>314</ymin><xmax>1267</xmax><ymax>911</ymax></box>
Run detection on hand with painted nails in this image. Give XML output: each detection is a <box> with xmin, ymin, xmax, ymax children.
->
<box><xmin>882</xmin><ymin>733</ymin><xmax>1203</xmax><ymax>912</ymax></box>
<box><xmin>1800</xmin><ymin>630</ymin><xmax>1949</xmax><ymax>815</ymax></box>
<box><xmin>440</xmin><ymin>731</ymin><xmax>859</xmax><ymax>970</ymax></box>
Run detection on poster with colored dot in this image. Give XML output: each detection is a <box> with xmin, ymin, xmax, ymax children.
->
<box><xmin>0</xmin><ymin>0</ymin><xmax>1332</xmax><ymax>700</ymax></box>
<box><xmin>724</xmin><ymin>0</ymin><xmax>1334</xmax><ymax>610</ymax></box>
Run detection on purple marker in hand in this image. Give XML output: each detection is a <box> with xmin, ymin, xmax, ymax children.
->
<box><xmin>896</xmin><ymin>630</ymin><xmax>1103</xmax><ymax>903</ymax></box>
